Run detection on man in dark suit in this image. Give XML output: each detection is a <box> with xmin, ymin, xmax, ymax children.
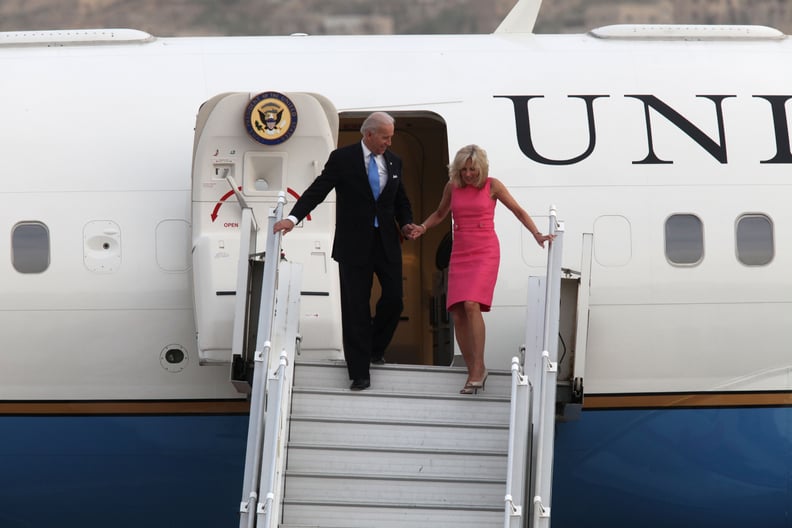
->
<box><xmin>273</xmin><ymin>112</ymin><xmax>417</xmax><ymax>391</ymax></box>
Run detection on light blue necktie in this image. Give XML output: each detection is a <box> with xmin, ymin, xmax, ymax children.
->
<box><xmin>368</xmin><ymin>153</ymin><xmax>380</xmax><ymax>226</ymax></box>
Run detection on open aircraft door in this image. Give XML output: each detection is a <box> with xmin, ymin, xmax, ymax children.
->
<box><xmin>191</xmin><ymin>91</ymin><xmax>341</xmax><ymax>365</ymax></box>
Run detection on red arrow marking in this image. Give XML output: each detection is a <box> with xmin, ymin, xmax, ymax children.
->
<box><xmin>211</xmin><ymin>187</ymin><xmax>242</xmax><ymax>222</ymax></box>
<box><xmin>210</xmin><ymin>187</ymin><xmax>311</xmax><ymax>222</ymax></box>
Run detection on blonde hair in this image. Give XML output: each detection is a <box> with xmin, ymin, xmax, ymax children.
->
<box><xmin>449</xmin><ymin>144</ymin><xmax>489</xmax><ymax>188</ymax></box>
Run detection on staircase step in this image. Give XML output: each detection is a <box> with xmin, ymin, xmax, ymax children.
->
<box><xmin>291</xmin><ymin>389</ymin><xmax>509</xmax><ymax>426</ymax></box>
<box><xmin>288</xmin><ymin>417</ymin><xmax>508</xmax><ymax>451</ymax></box>
<box><xmin>286</xmin><ymin>444</ymin><xmax>507</xmax><ymax>479</ymax></box>
<box><xmin>280</xmin><ymin>501</ymin><xmax>502</xmax><ymax>528</ymax></box>
<box><xmin>284</xmin><ymin>472</ymin><xmax>504</xmax><ymax>505</ymax></box>
<box><xmin>293</xmin><ymin>360</ymin><xmax>512</xmax><ymax>397</ymax></box>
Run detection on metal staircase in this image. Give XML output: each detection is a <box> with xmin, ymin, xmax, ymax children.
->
<box><xmin>280</xmin><ymin>360</ymin><xmax>512</xmax><ymax>528</ymax></box>
<box><xmin>224</xmin><ymin>202</ymin><xmax>567</xmax><ymax>528</ymax></box>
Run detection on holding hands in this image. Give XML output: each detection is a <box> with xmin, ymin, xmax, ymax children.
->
<box><xmin>402</xmin><ymin>223</ymin><xmax>426</xmax><ymax>240</ymax></box>
<box><xmin>276</xmin><ymin>219</ymin><xmax>430</xmax><ymax>240</ymax></box>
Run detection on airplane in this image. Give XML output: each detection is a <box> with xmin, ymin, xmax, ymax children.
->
<box><xmin>1</xmin><ymin>0</ymin><xmax>792</xmax><ymax>525</ymax></box>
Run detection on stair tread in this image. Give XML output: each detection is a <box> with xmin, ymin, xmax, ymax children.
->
<box><xmin>282</xmin><ymin>497</ymin><xmax>502</xmax><ymax>511</ymax></box>
<box><xmin>286</xmin><ymin>442</ymin><xmax>507</xmax><ymax>456</ymax></box>
<box><xmin>285</xmin><ymin>468</ymin><xmax>506</xmax><ymax>484</ymax></box>
<box><xmin>288</xmin><ymin>414</ymin><xmax>510</xmax><ymax>428</ymax></box>
<box><xmin>292</xmin><ymin>386</ymin><xmax>509</xmax><ymax>400</ymax></box>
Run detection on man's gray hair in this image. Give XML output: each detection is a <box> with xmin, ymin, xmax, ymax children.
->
<box><xmin>360</xmin><ymin>111</ymin><xmax>395</xmax><ymax>134</ymax></box>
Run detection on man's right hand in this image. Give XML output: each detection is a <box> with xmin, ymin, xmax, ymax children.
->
<box><xmin>273</xmin><ymin>219</ymin><xmax>296</xmax><ymax>234</ymax></box>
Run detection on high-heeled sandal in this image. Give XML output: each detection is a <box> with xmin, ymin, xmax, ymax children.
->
<box><xmin>459</xmin><ymin>370</ymin><xmax>488</xmax><ymax>394</ymax></box>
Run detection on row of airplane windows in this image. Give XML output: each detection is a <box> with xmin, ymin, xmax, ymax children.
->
<box><xmin>7</xmin><ymin>213</ymin><xmax>774</xmax><ymax>274</ymax></box>
<box><xmin>666</xmin><ymin>213</ymin><xmax>772</xmax><ymax>266</ymax></box>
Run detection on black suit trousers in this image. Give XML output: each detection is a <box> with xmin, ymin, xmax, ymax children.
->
<box><xmin>337</xmin><ymin>227</ymin><xmax>403</xmax><ymax>381</ymax></box>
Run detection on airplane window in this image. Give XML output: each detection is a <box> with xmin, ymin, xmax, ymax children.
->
<box><xmin>736</xmin><ymin>214</ymin><xmax>773</xmax><ymax>266</ymax></box>
<box><xmin>12</xmin><ymin>221</ymin><xmax>50</xmax><ymax>273</ymax></box>
<box><xmin>665</xmin><ymin>214</ymin><xmax>703</xmax><ymax>265</ymax></box>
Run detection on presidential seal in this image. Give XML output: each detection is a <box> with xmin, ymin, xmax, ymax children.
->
<box><xmin>244</xmin><ymin>91</ymin><xmax>298</xmax><ymax>145</ymax></box>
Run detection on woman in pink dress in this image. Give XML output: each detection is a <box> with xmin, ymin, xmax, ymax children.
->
<box><xmin>413</xmin><ymin>145</ymin><xmax>553</xmax><ymax>394</ymax></box>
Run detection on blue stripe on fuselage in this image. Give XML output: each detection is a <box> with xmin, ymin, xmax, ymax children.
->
<box><xmin>553</xmin><ymin>407</ymin><xmax>792</xmax><ymax>527</ymax></box>
<box><xmin>0</xmin><ymin>415</ymin><xmax>248</xmax><ymax>528</ymax></box>
<box><xmin>4</xmin><ymin>407</ymin><xmax>789</xmax><ymax>526</ymax></box>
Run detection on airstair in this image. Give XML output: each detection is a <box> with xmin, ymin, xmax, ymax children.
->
<box><xmin>225</xmin><ymin>204</ymin><xmax>566</xmax><ymax>528</ymax></box>
<box><xmin>189</xmin><ymin>91</ymin><xmax>578</xmax><ymax>528</ymax></box>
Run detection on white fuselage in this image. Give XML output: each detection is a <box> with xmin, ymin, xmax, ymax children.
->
<box><xmin>1</xmin><ymin>28</ymin><xmax>791</xmax><ymax>401</ymax></box>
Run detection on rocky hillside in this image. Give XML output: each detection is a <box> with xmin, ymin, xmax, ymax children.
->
<box><xmin>0</xmin><ymin>0</ymin><xmax>787</xmax><ymax>37</ymax></box>
<box><xmin>0</xmin><ymin>0</ymin><xmax>516</xmax><ymax>36</ymax></box>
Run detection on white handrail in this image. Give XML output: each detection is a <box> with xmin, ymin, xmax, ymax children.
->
<box><xmin>257</xmin><ymin>349</ymin><xmax>290</xmax><ymax>527</ymax></box>
<box><xmin>239</xmin><ymin>193</ymin><xmax>287</xmax><ymax>528</ymax></box>
<box><xmin>503</xmin><ymin>357</ymin><xmax>528</xmax><ymax>527</ymax></box>
<box><xmin>531</xmin><ymin>207</ymin><xmax>564</xmax><ymax>528</ymax></box>
<box><xmin>531</xmin><ymin>350</ymin><xmax>555</xmax><ymax>526</ymax></box>
<box><xmin>504</xmin><ymin>206</ymin><xmax>564</xmax><ymax>528</ymax></box>
<box><xmin>236</xmin><ymin>205</ymin><xmax>262</xmax><ymax>522</ymax></box>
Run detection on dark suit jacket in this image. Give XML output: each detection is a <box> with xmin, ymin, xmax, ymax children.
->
<box><xmin>289</xmin><ymin>142</ymin><xmax>413</xmax><ymax>265</ymax></box>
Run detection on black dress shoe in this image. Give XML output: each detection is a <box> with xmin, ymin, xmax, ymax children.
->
<box><xmin>350</xmin><ymin>378</ymin><xmax>371</xmax><ymax>391</ymax></box>
<box><xmin>371</xmin><ymin>357</ymin><xmax>386</xmax><ymax>365</ymax></box>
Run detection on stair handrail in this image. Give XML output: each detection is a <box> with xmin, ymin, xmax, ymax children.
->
<box><xmin>503</xmin><ymin>356</ymin><xmax>530</xmax><ymax>527</ymax></box>
<box><xmin>239</xmin><ymin>192</ymin><xmax>287</xmax><ymax>528</ymax></box>
<box><xmin>235</xmin><ymin>202</ymin><xmax>260</xmax><ymax>525</ymax></box>
<box><xmin>504</xmin><ymin>206</ymin><xmax>564</xmax><ymax>528</ymax></box>
<box><xmin>531</xmin><ymin>206</ymin><xmax>564</xmax><ymax>528</ymax></box>
<box><xmin>256</xmin><ymin>348</ymin><xmax>290</xmax><ymax>528</ymax></box>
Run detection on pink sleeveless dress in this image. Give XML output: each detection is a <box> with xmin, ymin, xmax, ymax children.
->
<box><xmin>446</xmin><ymin>178</ymin><xmax>499</xmax><ymax>312</ymax></box>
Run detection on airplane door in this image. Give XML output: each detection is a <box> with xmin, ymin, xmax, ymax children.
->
<box><xmin>191</xmin><ymin>91</ymin><xmax>341</xmax><ymax>364</ymax></box>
